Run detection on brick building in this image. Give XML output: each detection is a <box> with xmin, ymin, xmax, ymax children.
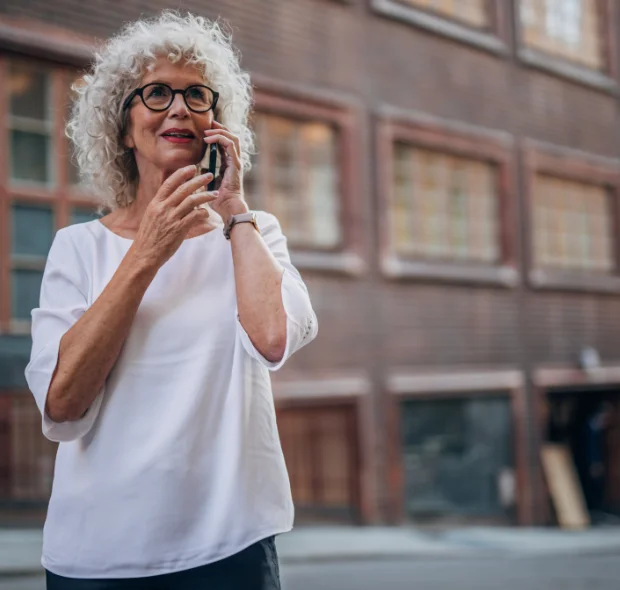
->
<box><xmin>1</xmin><ymin>0</ymin><xmax>620</xmax><ymax>527</ymax></box>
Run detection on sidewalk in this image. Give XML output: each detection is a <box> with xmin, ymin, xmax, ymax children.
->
<box><xmin>3</xmin><ymin>525</ymin><xmax>620</xmax><ymax>575</ymax></box>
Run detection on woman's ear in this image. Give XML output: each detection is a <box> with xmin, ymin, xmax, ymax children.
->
<box><xmin>123</xmin><ymin>132</ymin><xmax>135</xmax><ymax>150</ymax></box>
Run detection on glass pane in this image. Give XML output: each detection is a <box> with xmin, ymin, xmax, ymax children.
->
<box><xmin>71</xmin><ymin>207</ymin><xmax>100</xmax><ymax>225</ymax></box>
<box><xmin>9</xmin><ymin>61</ymin><xmax>50</xmax><ymax>122</ymax></box>
<box><xmin>12</xmin><ymin>270</ymin><xmax>44</xmax><ymax>320</ymax></box>
<box><xmin>402</xmin><ymin>0</ymin><xmax>488</xmax><ymax>27</ymax></box>
<box><xmin>11</xmin><ymin>205</ymin><xmax>54</xmax><ymax>257</ymax></box>
<box><xmin>251</xmin><ymin>113</ymin><xmax>342</xmax><ymax>248</ymax></box>
<box><xmin>10</xmin><ymin>130</ymin><xmax>51</xmax><ymax>184</ymax></box>
<box><xmin>401</xmin><ymin>397</ymin><xmax>513</xmax><ymax>517</ymax></box>
<box><xmin>532</xmin><ymin>175</ymin><xmax>613</xmax><ymax>272</ymax></box>
<box><xmin>393</xmin><ymin>145</ymin><xmax>499</xmax><ymax>263</ymax></box>
<box><xmin>303</xmin><ymin>123</ymin><xmax>340</xmax><ymax>248</ymax></box>
<box><xmin>520</xmin><ymin>0</ymin><xmax>602</xmax><ymax>69</ymax></box>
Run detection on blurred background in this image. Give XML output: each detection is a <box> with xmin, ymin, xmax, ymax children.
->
<box><xmin>1</xmin><ymin>0</ymin><xmax>620</xmax><ymax>588</ymax></box>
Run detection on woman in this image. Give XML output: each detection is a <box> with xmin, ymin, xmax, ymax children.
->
<box><xmin>25</xmin><ymin>11</ymin><xmax>317</xmax><ymax>589</ymax></box>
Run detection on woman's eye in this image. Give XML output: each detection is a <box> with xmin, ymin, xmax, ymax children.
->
<box><xmin>147</xmin><ymin>85</ymin><xmax>167</xmax><ymax>97</ymax></box>
<box><xmin>187</xmin><ymin>88</ymin><xmax>205</xmax><ymax>99</ymax></box>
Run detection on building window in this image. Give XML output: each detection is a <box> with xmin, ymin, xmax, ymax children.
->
<box><xmin>401</xmin><ymin>396</ymin><xmax>514</xmax><ymax>518</ymax></box>
<box><xmin>10</xmin><ymin>204</ymin><xmax>55</xmax><ymax>322</ymax></box>
<box><xmin>400</xmin><ymin>0</ymin><xmax>489</xmax><ymax>27</ymax></box>
<box><xmin>245</xmin><ymin>113</ymin><xmax>342</xmax><ymax>250</ymax></box>
<box><xmin>8</xmin><ymin>60</ymin><xmax>54</xmax><ymax>186</ymax></box>
<box><xmin>532</xmin><ymin>175</ymin><xmax>613</xmax><ymax>272</ymax></box>
<box><xmin>1</xmin><ymin>57</ymin><xmax>98</xmax><ymax>331</ymax></box>
<box><xmin>520</xmin><ymin>0</ymin><xmax>603</xmax><ymax>70</ymax></box>
<box><xmin>392</xmin><ymin>144</ymin><xmax>500</xmax><ymax>263</ymax></box>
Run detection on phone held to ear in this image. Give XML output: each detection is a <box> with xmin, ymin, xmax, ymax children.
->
<box><xmin>195</xmin><ymin>120</ymin><xmax>218</xmax><ymax>192</ymax></box>
<box><xmin>206</xmin><ymin>142</ymin><xmax>218</xmax><ymax>192</ymax></box>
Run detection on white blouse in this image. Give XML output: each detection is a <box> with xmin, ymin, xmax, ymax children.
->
<box><xmin>24</xmin><ymin>211</ymin><xmax>318</xmax><ymax>579</ymax></box>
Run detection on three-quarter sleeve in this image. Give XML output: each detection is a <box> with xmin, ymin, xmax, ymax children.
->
<box><xmin>25</xmin><ymin>228</ymin><xmax>104</xmax><ymax>442</ymax></box>
<box><xmin>236</xmin><ymin>212</ymin><xmax>318</xmax><ymax>371</ymax></box>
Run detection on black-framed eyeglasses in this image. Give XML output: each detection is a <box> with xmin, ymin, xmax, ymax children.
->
<box><xmin>122</xmin><ymin>83</ymin><xmax>219</xmax><ymax>113</ymax></box>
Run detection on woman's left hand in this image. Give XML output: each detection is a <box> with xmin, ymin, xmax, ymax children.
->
<box><xmin>203</xmin><ymin>121</ymin><xmax>249</xmax><ymax>219</ymax></box>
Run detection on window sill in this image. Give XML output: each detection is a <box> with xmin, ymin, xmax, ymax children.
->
<box><xmin>6</xmin><ymin>321</ymin><xmax>32</xmax><ymax>336</ymax></box>
<box><xmin>382</xmin><ymin>256</ymin><xmax>519</xmax><ymax>287</ymax></box>
<box><xmin>290</xmin><ymin>250</ymin><xmax>367</xmax><ymax>276</ymax></box>
<box><xmin>529</xmin><ymin>269</ymin><xmax>620</xmax><ymax>294</ymax></box>
<box><xmin>518</xmin><ymin>48</ymin><xmax>618</xmax><ymax>93</ymax></box>
<box><xmin>371</xmin><ymin>0</ymin><xmax>508</xmax><ymax>56</ymax></box>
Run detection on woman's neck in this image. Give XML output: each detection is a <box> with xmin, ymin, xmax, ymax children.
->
<box><xmin>124</xmin><ymin>163</ymin><xmax>174</xmax><ymax>227</ymax></box>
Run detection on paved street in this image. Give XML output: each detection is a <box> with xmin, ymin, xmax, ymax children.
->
<box><xmin>3</xmin><ymin>553</ymin><xmax>620</xmax><ymax>590</ymax></box>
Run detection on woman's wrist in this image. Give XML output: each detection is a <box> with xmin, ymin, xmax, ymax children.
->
<box><xmin>125</xmin><ymin>245</ymin><xmax>162</xmax><ymax>279</ymax></box>
<box><xmin>219</xmin><ymin>198</ymin><xmax>250</xmax><ymax>222</ymax></box>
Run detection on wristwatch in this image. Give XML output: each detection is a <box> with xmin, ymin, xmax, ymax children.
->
<box><xmin>223</xmin><ymin>211</ymin><xmax>260</xmax><ymax>240</ymax></box>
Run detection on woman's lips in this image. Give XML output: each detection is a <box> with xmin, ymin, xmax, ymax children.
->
<box><xmin>161</xmin><ymin>136</ymin><xmax>194</xmax><ymax>144</ymax></box>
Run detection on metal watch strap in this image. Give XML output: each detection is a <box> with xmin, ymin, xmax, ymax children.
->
<box><xmin>223</xmin><ymin>212</ymin><xmax>259</xmax><ymax>240</ymax></box>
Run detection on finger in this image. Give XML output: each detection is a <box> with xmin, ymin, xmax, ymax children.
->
<box><xmin>205</xmin><ymin>124</ymin><xmax>241</xmax><ymax>151</ymax></box>
<box><xmin>175</xmin><ymin>190</ymin><xmax>219</xmax><ymax>219</ymax></box>
<box><xmin>155</xmin><ymin>165</ymin><xmax>199</xmax><ymax>202</ymax></box>
<box><xmin>204</xmin><ymin>134</ymin><xmax>241</xmax><ymax>165</ymax></box>
<box><xmin>166</xmin><ymin>172</ymin><xmax>214</xmax><ymax>207</ymax></box>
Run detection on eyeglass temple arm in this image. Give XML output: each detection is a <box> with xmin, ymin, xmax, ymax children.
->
<box><xmin>122</xmin><ymin>89</ymin><xmax>139</xmax><ymax>111</ymax></box>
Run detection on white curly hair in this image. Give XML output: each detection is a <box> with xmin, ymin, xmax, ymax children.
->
<box><xmin>66</xmin><ymin>11</ymin><xmax>255</xmax><ymax>211</ymax></box>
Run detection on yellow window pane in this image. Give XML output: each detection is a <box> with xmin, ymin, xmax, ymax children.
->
<box><xmin>391</xmin><ymin>144</ymin><xmax>499</xmax><ymax>263</ymax></box>
<box><xmin>520</xmin><ymin>0</ymin><xmax>603</xmax><ymax>70</ymax></box>
<box><xmin>532</xmin><ymin>175</ymin><xmax>613</xmax><ymax>272</ymax></box>
<box><xmin>401</xmin><ymin>0</ymin><xmax>488</xmax><ymax>28</ymax></box>
<box><xmin>248</xmin><ymin>113</ymin><xmax>341</xmax><ymax>249</ymax></box>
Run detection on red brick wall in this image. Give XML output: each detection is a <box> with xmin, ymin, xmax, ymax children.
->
<box><xmin>3</xmin><ymin>0</ymin><xmax>620</xmax><ymax>523</ymax></box>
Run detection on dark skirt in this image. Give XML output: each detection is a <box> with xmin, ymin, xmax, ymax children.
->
<box><xmin>45</xmin><ymin>536</ymin><xmax>281</xmax><ymax>590</ymax></box>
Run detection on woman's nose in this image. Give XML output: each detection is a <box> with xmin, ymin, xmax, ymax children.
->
<box><xmin>168</xmin><ymin>93</ymin><xmax>190</xmax><ymax>117</ymax></box>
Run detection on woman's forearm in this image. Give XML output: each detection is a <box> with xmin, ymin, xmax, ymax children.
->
<box><xmin>46</xmin><ymin>246</ymin><xmax>159</xmax><ymax>423</ymax></box>
<box><xmin>230</xmin><ymin>221</ymin><xmax>287</xmax><ymax>363</ymax></box>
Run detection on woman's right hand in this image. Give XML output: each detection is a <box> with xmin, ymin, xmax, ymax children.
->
<box><xmin>133</xmin><ymin>165</ymin><xmax>217</xmax><ymax>268</ymax></box>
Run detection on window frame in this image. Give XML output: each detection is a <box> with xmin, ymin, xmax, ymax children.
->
<box><xmin>273</xmin><ymin>373</ymin><xmax>376</xmax><ymax>524</ymax></box>
<box><xmin>515</xmin><ymin>0</ymin><xmax>618</xmax><ymax>91</ymax></box>
<box><xmin>378</xmin><ymin>108</ymin><xmax>518</xmax><ymax>287</ymax></box>
<box><xmin>371</xmin><ymin>0</ymin><xmax>509</xmax><ymax>56</ymax></box>
<box><xmin>523</xmin><ymin>139</ymin><xmax>620</xmax><ymax>293</ymax></box>
<box><xmin>385</xmin><ymin>367</ymin><xmax>531</xmax><ymax>525</ymax></box>
<box><xmin>0</xmin><ymin>56</ymin><xmax>99</xmax><ymax>336</ymax></box>
<box><xmin>252</xmin><ymin>81</ymin><xmax>365</xmax><ymax>276</ymax></box>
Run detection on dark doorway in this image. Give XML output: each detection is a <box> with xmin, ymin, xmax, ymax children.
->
<box><xmin>546</xmin><ymin>387</ymin><xmax>620</xmax><ymax>524</ymax></box>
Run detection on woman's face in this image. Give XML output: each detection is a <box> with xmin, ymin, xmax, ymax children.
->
<box><xmin>124</xmin><ymin>57</ymin><xmax>214</xmax><ymax>175</ymax></box>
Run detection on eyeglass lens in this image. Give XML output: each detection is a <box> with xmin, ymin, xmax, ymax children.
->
<box><xmin>142</xmin><ymin>83</ymin><xmax>214</xmax><ymax>112</ymax></box>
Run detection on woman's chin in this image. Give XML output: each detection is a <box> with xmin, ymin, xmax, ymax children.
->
<box><xmin>160</xmin><ymin>154</ymin><xmax>201</xmax><ymax>172</ymax></box>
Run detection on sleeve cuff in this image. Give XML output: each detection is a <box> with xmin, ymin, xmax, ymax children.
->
<box><xmin>236</xmin><ymin>269</ymin><xmax>317</xmax><ymax>372</ymax></box>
